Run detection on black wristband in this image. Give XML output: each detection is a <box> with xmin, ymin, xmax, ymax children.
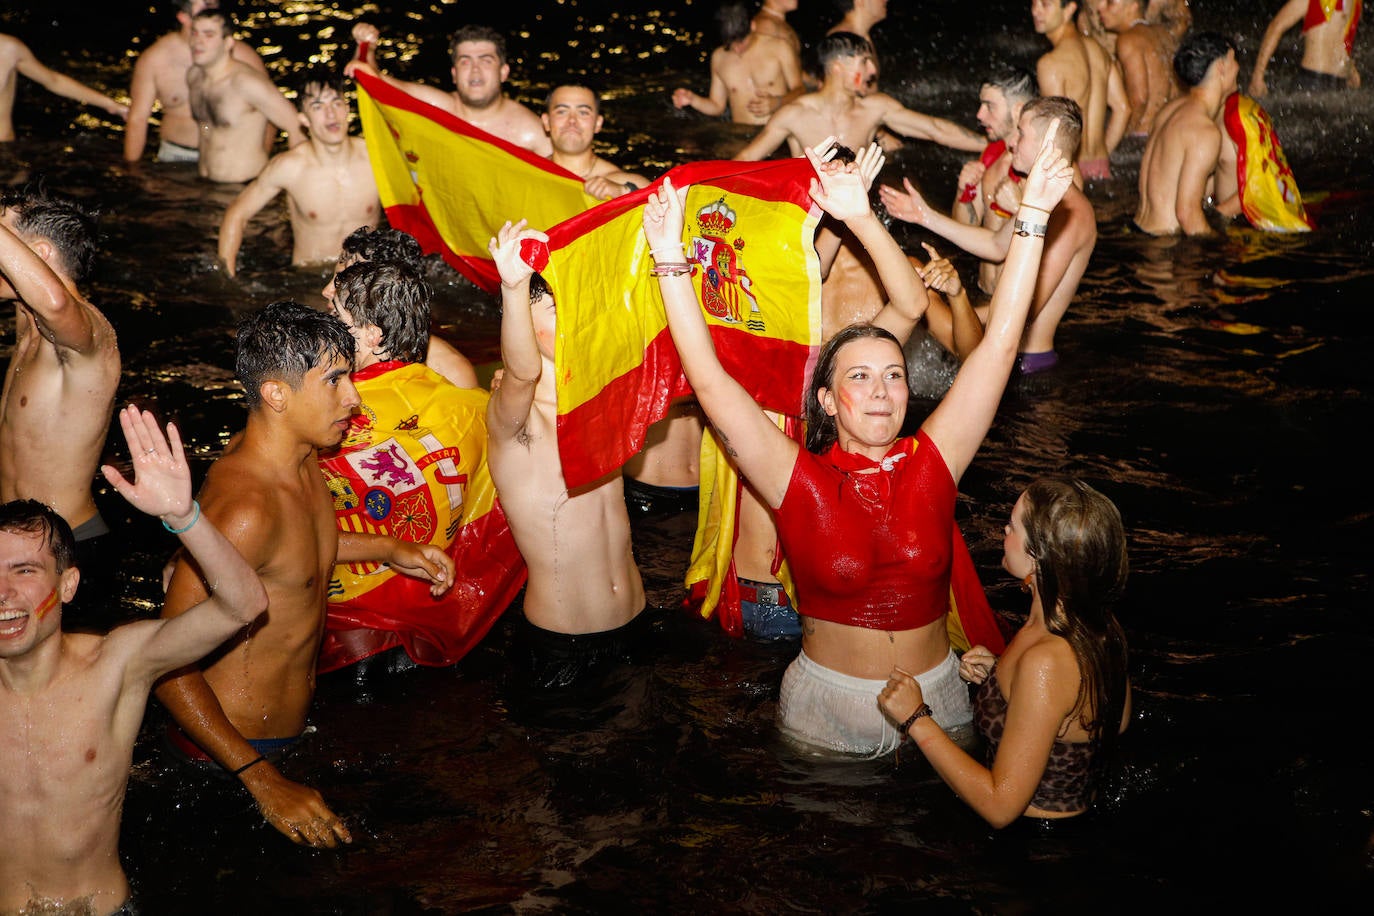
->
<box><xmin>899</xmin><ymin>703</ymin><xmax>934</xmax><ymax>735</ymax></box>
<box><xmin>233</xmin><ymin>754</ymin><xmax>267</xmax><ymax>776</ymax></box>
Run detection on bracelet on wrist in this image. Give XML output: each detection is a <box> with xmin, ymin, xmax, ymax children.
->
<box><xmin>899</xmin><ymin>703</ymin><xmax>934</xmax><ymax>736</ymax></box>
<box><xmin>1013</xmin><ymin>217</ymin><xmax>1048</xmax><ymax>239</ymax></box>
<box><xmin>233</xmin><ymin>754</ymin><xmax>267</xmax><ymax>777</ymax></box>
<box><xmin>650</xmin><ymin>245</ymin><xmax>686</xmax><ymax>260</ymax></box>
<box><xmin>650</xmin><ymin>262</ymin><xmax>692</xmax><ymax>277</ymax></box>
<box><xmin>1017</xmin><ymin>204</ymin><xmax>1051</xmax><ymax>217</ymax></box>
<box><xmin>161</xmin><ymin>500</ymin><xmax>201</xmax><ymax>535</ymax></box>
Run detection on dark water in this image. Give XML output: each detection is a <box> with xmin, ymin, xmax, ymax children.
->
<box><xmin>3</xmin><ymin>1</ymin><xmax>1373</xmax><ymax>911</ymax></box>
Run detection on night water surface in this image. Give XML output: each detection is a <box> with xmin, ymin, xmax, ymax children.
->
<box><xmin>2</xmin><ymin>1</ymin><xmax>1372</xmax><ymax>911</ymax></box>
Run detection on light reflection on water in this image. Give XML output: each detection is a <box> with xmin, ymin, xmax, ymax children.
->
<box><xmin>3</xmin><ymin>0</ymin><xmax>1373</xmax><ymax>910</ymax></box>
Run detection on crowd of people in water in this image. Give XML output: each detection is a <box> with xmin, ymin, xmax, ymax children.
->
<box><xmin>0</xmin><ymin>0</ymin><xmax>1362</xmax><ymax>911</ymax></box>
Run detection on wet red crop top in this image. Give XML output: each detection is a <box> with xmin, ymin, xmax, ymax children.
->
<box><xmin>773</xmin><ymin>431</ymin><xmax>954</xmax><ymax>631</ymax></box>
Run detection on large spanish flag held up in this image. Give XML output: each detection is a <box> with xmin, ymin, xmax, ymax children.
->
<box><xmin>519</xmin><ymin>156</ymin><xmax>823</xmax><ymax>490</ymax></box>
<box><xmin>317</xmin><ymin>362</ymin><xmax>527</xmax><ymax>673</ymax></box>
<box><xmin>353</xmin><ymin>70</ymin><xmax>595</xmax><ymax>293</ymax></box>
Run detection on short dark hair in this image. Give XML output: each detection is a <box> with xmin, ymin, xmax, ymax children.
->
<box><xmin>544</xmin><ymin>83</ymin><xmax>602</xmax><ymax>116</ymax></box>
<box><xmin>816</xmin><ymin>31</ymin><xmax>874</xmax><ymax>72</ymax></box>
<box><xmin>984</xmin><ymin>64</ymin><xmax>1038</xmax><ymax>109</ymax></box>
<box><xmin>1</xmin><ymin>179</ymin><xmax>99</xmax><ymax>283</ymax></box>
<box><xmin>0</xmin><ymin>499</ymin><xmax>76</xmax><ymax>574</ymax></box>
<box><xmin>449</xmin><ymin>25</ymin><xmax>506</xmax><ymax>66</ymax></box>
<box><xmin>335</xmin><ymin>260</ymin><xmax>432</xmax><ymax>365</ymax></box>
<box><xmin>294</xmin><ymin>68</ymin><xmax>346</xmax><ymax>113</ymax></box>
<box><xmin>1023</xmin><ymin>95</ymin><xmax>1083</xmax><ymax>161</ymax></box>
<box><xmin>339</xmin><ymin>226</ymin><xmax>422</xmax><ymax>268</ymax></box>
<box><xmin>716</xmin><ymin>3</ymin><xmax>752</xmax><ymax>47</ymax></box>
<box><xmin>529</xmin><ymin>272</ymin><xmax>552</xmax><ymax>307</ymax></box>
<box><xmin>235</xmin><ymin>300</ymin><xmax>355</xmax><ymax>410</ymax></box>
<box><xmin>804</xmin><ymin>323</ymin><xmax>904</xmax><ymax>453</ymax></box>
<box><xmin>191</xmin><ymin>7</ymin><xmax>231</xmax><ymax>36</ymax></box>
<box><xmin>1174</xmin><ymin>31</ymin><xmax>1236</xmax><ymax>88</ymax></box>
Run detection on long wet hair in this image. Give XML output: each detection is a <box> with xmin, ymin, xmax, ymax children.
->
<box><xmin>335</xmin><ymin>260</ymin><xmax>432</xmax><ymax>364</ymax></box>
<box><xmin>235</xmin><ymin>300</ymin><xmax>355</xmax><ymax>409</ymax></box>
<box><xmin>803</xmin><ymin>323</ymin><xmax>904</xmax><ymax>454</ymax></box>
<box><xmin>1021</xmin><ymin>478</ymin><xmax>1130</xmax><ymax>759</ymax></box>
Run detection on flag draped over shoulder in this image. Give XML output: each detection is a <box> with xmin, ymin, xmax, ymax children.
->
<box><xmin>354</xmin><ymin>70</ymin><xmax>594</xmax><ymax>293</ymax></box>
<box><xmin>519</xmin><ymin>157</ymin><xmax>823</xmax><ymax>490</ymax></box>
<box><xmin>1223</xmin><ymin>93</ymin><xmax>1313</xmax><ymax>232</ymax></box>
<box><xmin>317</xmin><ymin>362</ymin><xmax>526</xmax><ymax>672</ymax></box>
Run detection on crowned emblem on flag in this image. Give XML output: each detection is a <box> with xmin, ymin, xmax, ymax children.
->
<box><xmin>690</xmin><ymin>197</ymin><xmax>763</xmax><ymax>330</ymax></box>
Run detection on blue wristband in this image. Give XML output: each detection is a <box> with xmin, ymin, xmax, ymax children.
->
<box><xmin>161</xmin><ymin>500</ymin><xmax>201</xmax><ymax>534</ymax></box>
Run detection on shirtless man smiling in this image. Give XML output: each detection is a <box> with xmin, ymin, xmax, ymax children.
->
<box><xmin>187</xmin><ymin>8</ymin><xmax>304</xmax><ymax>183</ymax></box>
<box><xmin>544</xmin><ymin>84</ymin><xmax>648</xmax><ymax>201</ymax></box>
<box><xmin>0</xmin><ymin>407</ymin><xmax>268</xmax><ymax>916</ymax></box>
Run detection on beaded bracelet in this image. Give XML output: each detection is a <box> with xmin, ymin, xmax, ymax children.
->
<box><xmin>161</xmin><ymin>500</ymin><xmax>201</xmax><ymax>534</ymax></box>
<box><xmin>650</xmin><ymin>262</ymin><xmax>692</xmax><ymax>277</ymax></box>
<box><xmin>899</xmin><ymin>703</ymin><xmax>934</xmax><ymax>735</ymax></box>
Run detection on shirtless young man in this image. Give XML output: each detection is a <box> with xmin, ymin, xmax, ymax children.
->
<box><xmin>156</xmin><ymin>301</ymin><xmax>452</xmax><ymax>848</ymax></box>
<box><xmin>0</xmin><ymin>184</ymin><xmax>120</xmax><ymax>577</ymax></box>
<box><xmin>952</xmin><ymin>66</ymin><xmax>1038</xmax><ymax>295</ymax></box>
<box><xmin>544</xmin><ymin>84</ymin><xmax>648</xmax><ymax>201</ymax></box>
<box><xmin>322</xmin><ymin>226</ymin><xmax>479</xmax><ymax>389</ymax></box>
<box><xmin>124</xmin><ymin>0</ymin><xmax>270</xmax><ymax>163</ymax></box>
<box><xmin>187</xmin><ymin>8</ymin><xmax>305</xmax><ymax>183</ymax></box>
<box><xmin>1095</xmin><ymin>0</ymin><xmax>1177</xmax><ymax>137</ymax></box>
<box><xmin>217</xmin><ymin>71</ymin><xmax>380</xmax><ymax>277</ymax></box>
<box><xmin>0</xmin><ymin>408</ymin><xmax>268</xmax><ymax>916</ymax></box>
<box><xmin>754</xmin><ymin>0</ymin><xmax>802</xmax><ymax>52</ymax></box>
<box><xmin>1033</xmin><ymin>0</ymin><xmax>1129</xmax><ymax>180</ymax></box>
<box><xmin>1250</xmin><ymin>0</ymin><xmax>1363</xmax><ymax>96</ymax></box>
<box><xmin>733</xmin><ymin>32</ymin><xmax>984</xmax><ymax>161</ymax></box>
<box><xmin>485</xmin><ymin>222</ymin><xmax>649</xmax><ymax>686</ymax></box>
<box><xmin>0</xmin><ymin>33</ymin><xmax>126</xmax><ymax>143</ymax></box>
<box><xmin>1079</xmin><ymin>0</ymin><xmax>1191</xmax><ymax>53</ymax></box>
<box><xmin>346</xmin><ymin>22</ymin><xmax>551</xmax><ymax>157</ymax></box>
<box><xmin>1134</xmin><ymin>32</ymin><xmax>1239</xmax><ymax>236</ymax></box>
<box><xmin>882</xmin><ymin>96</ymin><xmax>1097</xmax><ymax>374</ymax></box>
<box><xmin>672</xmin><ymin>2</ymin><xmax>803</xmax><ymax>126</ymax></box>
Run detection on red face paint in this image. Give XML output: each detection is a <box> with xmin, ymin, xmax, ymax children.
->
<box><xmin>33</xmin><ymin>585</ymin><xmax>60</xmax><ymax>622</ymax></box>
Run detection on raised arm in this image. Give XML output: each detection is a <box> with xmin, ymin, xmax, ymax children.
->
<box><xmin>882</xmin><ymin>102</ymin><xmax>985</xmax><ymax>153</ymax></box>
<box><xmin>879</xmin><ymin>177</ymin><xmax>1011</xmax><ymax>262</ymax></box>
<box><xmin>344</xmin><ymin>22</ymin><xmax>456</xmax><ymax>111</ymax></box>
<box><xmin>486</xmin><ymin>220</ymin><xmax>546</xmax><ymax>442</ymax></box>
<box><xmin>916</xmin><ymin>243</ymin><xmax>984</xmax><ymax>359</ymax></box>
<box><xmin>810</xmin><ymin>141</ymin><xmax>928</xmax><ymax>343</ymax></box>
<box><xmin>919</xmin><ymin>121</ymin><xmax>1074</xmax><ymax>483</ymax></box>
<box><xmin>1249</xmin><ymin>0</ymin><xmax>1306</xmax><ymax>98</ymax></box>
<box><xmin>101</xmin><ymin>405</ymin><xmax>267</xmax><ymax>685</ymax></box>
<box><xmin>0</xmin><ymin>217</ymin><xmax>96</xmax><ymax>352</ymax></box>
<box><xmin>217</xmin><ymin>159</ymin><xmax>289</xmax><ymax>276</ymax></box>
<box><xmin>243</xmin><ymin>71</ymin><xmax>306</xmax><ymax>148</ymax></box>
<box><xmin>644</xmin><ymin>176</ymin><xmax>798</xmax><ymax>507</ymax></box>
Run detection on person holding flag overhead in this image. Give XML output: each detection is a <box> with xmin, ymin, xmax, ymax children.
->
<box><xmin>643</xmin><ymin>126</ymin><xmax>1074</xmax><ymax>757</ymax></box>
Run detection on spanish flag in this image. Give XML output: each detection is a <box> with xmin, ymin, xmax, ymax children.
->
<box><xmin>519</xmin><ymin>157</ymin><xmax>823</xmax><ymax>489</ymax></box>
<box><xmin>1222</xmin><ymin>93</ymin><xmax>1313</xmax><ymax>232</ymax></box>
<box><xmin>1304</xmin><ymin>0</ymin><xmax>1362</xmax><ymax>54</ymax></box>
<box><xmin>318</xmin><ymin>361</ymin><xmax>526</xmax><ymax>672</ymax></box>
<box><xmin>354</xmin><ymin>70</ymin><xmax>594</xmax><ymax>293</ymax></box>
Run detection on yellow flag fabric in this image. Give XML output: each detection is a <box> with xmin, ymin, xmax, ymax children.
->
<box><xmin>317</xmin><ymin>361</ymin><xmax>525</xmax><ymax>671</ymax></box>
<box><xmin>354</xmin><ymin>70</ymin><xmax>594</xmax><ymax>292</ymax></box>
<box><xmin>518</xmin><ymin>157</ymin><xmax>823</xmax><ymax>489</ymax></box>
<box><xmin>1222</xmin><ymin>93</ymin><xmax>1314</xmax><ymax>232</ymax></box>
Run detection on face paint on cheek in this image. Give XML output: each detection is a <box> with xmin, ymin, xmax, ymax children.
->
<box><xmin>33</xmin><ymin>585</ymin><xmax>60</xmax><ymax>622</ymax></box>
